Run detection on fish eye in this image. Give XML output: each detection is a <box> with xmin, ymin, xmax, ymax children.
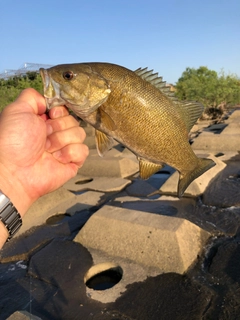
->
<box><xmin>63</xmin><ymin>71</ymin><xmax>74</xmax><ymax>80</ymax></box>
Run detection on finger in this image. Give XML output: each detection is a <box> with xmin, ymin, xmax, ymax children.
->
<box><xmin>52</xmin><ymin>143</ymin><xmax>89</xmax><ymax>167</ymax></box>
<box><xmin>46</xmin><ymin>126</ymin><xmax>86</xmax><ymax>153</ymax></box>
<box><xmin>14</xmin><ymin>88</ymin><xmax>47</xmax><ymax>115</ymax></box>
<box><xmin>40</xmin><ymin>114</ymin><xmax>49</xmax><ymax>121</ymax></box>
<box><xmin>46</xmin><ymin>115</ymin><xmax>80</xmax><ymax>135</ymax></box>
<box><xmin>48</xmin><ymin>106</ymin><xmax>69</xmax><ymax>119</ymax></box>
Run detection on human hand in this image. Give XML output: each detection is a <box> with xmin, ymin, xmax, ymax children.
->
<box><xmin>0</xmin><ymin>88</ymin><xmax>89</xmax><ymax>217</ymax></box>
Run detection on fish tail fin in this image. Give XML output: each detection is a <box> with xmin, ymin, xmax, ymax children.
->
<box><xmin>178</xmin><ymin>158</ymin><xmax>215</xmax><ymax>197</ymax></box>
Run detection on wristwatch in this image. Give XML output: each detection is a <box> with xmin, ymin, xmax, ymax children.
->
<box><xmin>0</xmin><ymin>191</ymin><xmax>22</xmax><ymax>241</ymax></box>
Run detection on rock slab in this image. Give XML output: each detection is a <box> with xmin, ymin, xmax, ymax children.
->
<box><xmin>75</xmin><ymin>206</ymin><xmax>211</xmax><ymax>274</ymax></box>
<box><xmin>160</xmin><ymin>154</ymin><xmax>226</xmax><ymax>197</ymax></box>
<box><xmin>79</xmin><ymin>156</ymin><xmax>139</xmax><ymax>178</ymax></box>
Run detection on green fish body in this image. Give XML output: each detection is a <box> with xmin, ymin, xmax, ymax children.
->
<box><xmin>40</xmin><ymin>63</ymin><xmax>215</xmax><ymax>197</ymax></box>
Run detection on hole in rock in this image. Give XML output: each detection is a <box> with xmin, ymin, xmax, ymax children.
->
<box><xmin>215</xmin><ymin>152</ymin><xmax>224</xmax><ymax>157</ymax></box>
<box><xmin>84</xmin><ymin>263</ymin><xmax>123</xmax><ymax>291</ymax></box>
<box><xmin>207</xmin><ymin>123</ymin><xmax>227</xmax><ymax>134</ymax></box>
<box><xmin>46</xmin><ymin>213</ymin><xmax>71</xmax><ymax>225</ymax></box>
<box><xmin>75</xmin><ymin>178</ymin><xmax>93</xmax><ymax>185</ymax></box>
<box><xmin>152</xmin><ymin>170</ymin><xmax>171</xmax><ymax>179</ymax></box>
<box><xmin>155</xmin><ymin>170</ymin><xmax>171</xmax><ymax>175</ymax></box>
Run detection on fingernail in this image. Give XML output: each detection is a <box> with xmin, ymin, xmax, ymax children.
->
<box><xmin>52</xmin><ymin>108</ymin><xmax>63</xmax><ymax>118</ymax></box>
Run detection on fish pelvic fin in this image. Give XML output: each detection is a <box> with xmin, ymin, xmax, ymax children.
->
<box><xmin>178</xmin><ymin>157</ymin><xmax>216</xmax><ymax>197</ymax></box>
<box><xmin>95</xmin><ymin>129</ymin><xmax>115</xmax><ymax>157</ymax></box>
<box><xmin>138</xmin><ymin>158</ymin><xmax>164</xmax><ymax>179</ymax></box>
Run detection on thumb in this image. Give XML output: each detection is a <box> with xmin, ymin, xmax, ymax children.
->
<box><xmin>10</xmin><ymin>88</ymin><xmax>47</xmax><ymax>115</ymax></box>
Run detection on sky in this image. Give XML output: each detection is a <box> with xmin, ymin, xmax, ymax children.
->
<box><xmin>0</xmin><ymin>0</ymin><xmax>239</xmax><ymax>84</ymax></box>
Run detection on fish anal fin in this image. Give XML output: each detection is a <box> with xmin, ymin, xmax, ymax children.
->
<box><xmin>99</xmin><ymin>107</ymin><xmax>117</xmax><ymax>131</ymax></box>
<box><xmin>138</xmin><ymin>158</ymin><xmax>164</xmax><ymax>179</ymax></box>
<box><xmin>95</xmin><ymin>129</ymin><xmax>115</xmax><ymax>157</ymax></box>
<box><xmin>178</xmin><ymin>157</ymin><xmax>215</xmax><ymax>197</ymax></box>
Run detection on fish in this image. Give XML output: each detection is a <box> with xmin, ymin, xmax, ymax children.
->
<box><xmin>40</xmin><ymin>62</ymin><xmax>215</xmax><ymax>197</ymax></box>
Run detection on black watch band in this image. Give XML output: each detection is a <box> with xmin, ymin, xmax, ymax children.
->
<box><xmin>0</xmin><ymin>191</ymin><xmax>22</xmax><ymax>242</ymax></box>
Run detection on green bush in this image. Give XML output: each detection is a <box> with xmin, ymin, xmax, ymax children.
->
<box><xmin>175</xmin><ymin>66</ymin><xmax>240</xmax><ymax>108</ymax></box>
<box><xmin>0</xmin><ymin>72</ymin><xmax>43</xmax><ymax>111</ymax></box>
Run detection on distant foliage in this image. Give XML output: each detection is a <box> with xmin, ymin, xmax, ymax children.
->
<box><xmin>175</xmin><ymin>66</ymin><xmax>240</xmax><ymax>108</ymax></box>
<box><xmin>0</xmin><ymin>72</ymin><xmax>43</xmax><ymax>111</ymax></box>
<box><xmin>1</xmin><ymin>67</ymin><xmax>240</xmax><ymax>112</ymax></box>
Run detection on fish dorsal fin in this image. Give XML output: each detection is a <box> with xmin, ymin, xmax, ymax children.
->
<box><xmin>95</xmin><ymin>129</ymin><xmax>115</xmax><ymax>157</ymax></box>
<box><xmin>134</xmin><ymin>67</ymin><xmax>149</xmax><ymax>76</ymax></box>
<box><xmin>134</xmin><ymin>67</ymin><xmax>178</xmax><ymax>102</ymax></box>
<box><xmin>138</xmin><ymin>157</ymin><xmax>164</xmax><ymax>179</ymax></box>
<box><xmin>176</xmin><ymin>101</ymin><xmax>204</xmax><ymax>132</ymax></box>
<box><xmin>134</xmin><ymin>67</ymin><xmax>204</xmax><ymax>132</ymax></box>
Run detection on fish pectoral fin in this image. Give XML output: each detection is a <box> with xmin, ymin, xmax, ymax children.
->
<box><xmin>138</xmin><ymin>158</ymin><xmax>164</xmax><ymax>179</ymax></box>
<box><xmin>95</xmin><ymin>129</ymin><xmax>115</xmax><ymax>157</ymax></box>
<box><xmin>178</xmin><ymin>157</ymin><xmax>215</xmax><ymax>197</ymax></box>
<box><xmin>99</xmin><ymin>107</ymin><xmax>117</xmax><ymax>131</ymax></box>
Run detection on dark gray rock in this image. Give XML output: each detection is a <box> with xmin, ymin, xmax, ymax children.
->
<box><xmin>0</xmin><ymin>210</ymin><xmax>91</xmax><ymax>263</ymax></box>
<box><xmin>203</xmin><ymin>160</ymin><xmax>240</xmax><ymax>207</ymax></box>
<box><xmin>114</xmin><ymin>273</ymin><xmax>215</xmax><ymax>320</ymax></box>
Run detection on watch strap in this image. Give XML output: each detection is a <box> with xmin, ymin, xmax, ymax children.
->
<box><xmin>0</xmin><ymin>192</ymin><xmax>22</xmax><ymax>241</ymax></box>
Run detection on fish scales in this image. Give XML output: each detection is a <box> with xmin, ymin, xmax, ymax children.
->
<box><xmin>87</xmin><ymin>63</ymin><xmax>195</xmax><ymax>168</ymax></box>
<box><xmin>40</xmin><ymin>62</ymin><xmax>215</xmax><ymax>197</ymax></box>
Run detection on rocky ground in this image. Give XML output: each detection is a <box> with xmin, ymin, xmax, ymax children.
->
<box><xmin>1</xmin><ymin>108</ymin><xmax>240</xmax><ymax>320</ymax></box>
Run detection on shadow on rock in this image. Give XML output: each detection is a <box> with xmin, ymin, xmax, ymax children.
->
<box><xmin>203</xmin><ymin>153</ymin><xmax>240</xmax><ymax>208</ymax></box>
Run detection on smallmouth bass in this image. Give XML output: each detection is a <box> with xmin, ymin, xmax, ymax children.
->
<box><xmin>40</xmin><ymin>63</ymin><xmax>215</xmax><ymax>197</ymax></box>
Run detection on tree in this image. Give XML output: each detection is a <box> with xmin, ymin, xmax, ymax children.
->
<box><xmin>175</xmin><ymin>66</ymin><xmax>240</xmax><ymax>108</ymax></box>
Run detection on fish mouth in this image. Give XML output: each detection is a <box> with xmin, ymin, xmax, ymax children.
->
<box><xmin>39</xmin><ymin>68</ymin><xmax>66</xmax><ymax>110</ymax></box>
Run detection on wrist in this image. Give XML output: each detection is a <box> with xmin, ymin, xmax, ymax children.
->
<box><xmin>0</xmin><ymin>221</ymin><xmax>9</xmax><ymax>247</ymax></box>
<box><xmin>0</xmin><ymin>163</ymin><xmax>32</xmax><ymax>248</ymax></box>
<box><xmin>0</xmin><ymin>162</ymin><xmax>33</xmax><ymax>218</ymax></box>
<box><xmin>0</xmin><ymin>191</ymin><xmax>22</xmax><ymax>243</ymax></box>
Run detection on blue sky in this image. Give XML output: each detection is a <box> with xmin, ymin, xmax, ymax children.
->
<box><xmin>1</xmin><ymin>0</ymin><xmax>239</xmax><ymax>84</ymax></box>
